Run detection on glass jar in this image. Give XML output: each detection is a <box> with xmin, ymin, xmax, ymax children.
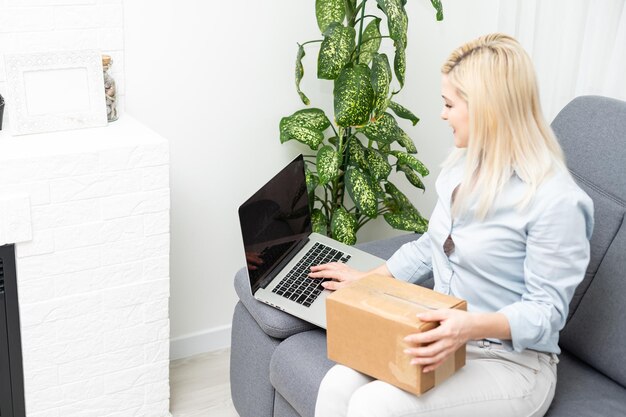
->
<box><xmin>102</xmin><ymin>55</ymin><xmax>118</xmax><ymax>122</ymax></box>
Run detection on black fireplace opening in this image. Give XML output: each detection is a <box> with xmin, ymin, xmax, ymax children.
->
<box><xmin>0</xmin><ymin>244</ymin><xmax>25</xmax><ymax>417</ymax></box>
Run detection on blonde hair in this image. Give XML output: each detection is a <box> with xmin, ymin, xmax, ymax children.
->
<box><xmin>441</xmin><ymin>33</ymin><xmax>567</xmax><ymax>219</ymax></box>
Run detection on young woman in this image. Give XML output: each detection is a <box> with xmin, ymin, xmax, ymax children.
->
<box><xmin>309</xmin><ymin>33</ymin><xmax>594</xmax><ymax>417</ymax></box>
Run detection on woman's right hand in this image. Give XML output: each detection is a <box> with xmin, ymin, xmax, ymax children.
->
<box><xmin>308</xmin><ymin>262</ymin><xmax>366</xmax><ymax>291</ymax></box>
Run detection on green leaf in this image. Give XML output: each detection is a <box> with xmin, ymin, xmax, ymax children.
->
<box><xmin>357</xmin><ymin>113</ymin><xmax>398</xmax><ymax>144</ymax></box>
<box><xmin>305</xmin><ymin>167</ymin><xmax>319</xmax><ymax>194</ymax></box>
<box><xmin>376</xmin><ymin>0</ymin><xmax>408</xmax><ymax>46</ymax></box>
<box><xmin>318</xmin><ymin>23</ymin><xmax>355</xmax><ymax>80</ymax></box>
<box><xmin>397</xmin><ymin>163</ymin><xmax>425</xmax><ymax>190</ymax></box>
<box><xmin>430</xmin><ymin>0</ymin><xmax>444</xmax><ymax>21</ymax></box>
<box><xmin>295</xmin><ymin>45</ymin><xmax>310</xmax><ymax>105</ymax></box>
<box><xmin>396</xmin><ymin>128</ymin><xmax>417</xmax><ymax>153</ymax></box>
<box><xmin>345</xmin><ymin>167</ymin><xmax>378</xmax><ymax>218</ymax></box>
<box><xmin>316</xmin><ymin>145</ymin><xmax>341</xmax><ymax>185</ymax></box>
<box><xmin>366</xmin><ymin>148</ymin><xmax>391</xmax><ymax>180</ymax></box>
<box><xmin>383</xmin><ymin>182</ymin><xmax>427</xmax><ymax>231</ymax></box>
<box><xmin>358</xmin><ymin>18</ymin><xmax>382</xmax><ymax>64</ymax></box>
<box><xmin>312</xmin><ymin>208</ymin><xmax>328</xmax><ymax>235</ymax></box>
<box><xmin>334</xmin><ymin>64</ymin><xmax>374</xmax><ymax>127</ymax></box>
<box><xmin>279</xmin><ymin>108</ymin><xmax>331</xmax><ymax>150</ymax></box>
<box><xmin>316</xmin><ymin>0</ymin><xmax>346</xmax><ymax>33</ymax></box>
<box><xmin>377</xmin><ymin>141</ymin><xmax>391</xmax><ymax>154</ymax></box>
<box><xmin>389</xmin><ymin>101</ymin><xmax>419</xmax><ymax>125</ymax></box>
<box><xmin>331</xmin><ymin>207</ymin><xmax>357</xmax><ymax>245</ymax></box>
<box><xmin>384</xmin><ymin>210</ymin><xmax>428</xmax><ymax>232</ymax></box>
<box><xmin>348</xmin><ymin>137</ymin><xmax>367</xmax><ymax>170</ymax></box>
<box><xmin>391</xmin><ymin>151</ymin><xmax>429</xmax><ymax>176</ymax></box>
<box><xmin>394</xmin><ymin>40</ymin><xmax>406</xmax><ymax>87</ymax></box>
<box><xmin>384</xmin><ymin>182</ymin><xmax>414</xmax><ymax>211</ymax></box>
<box><xmin>371</xmin><ymin>53</ymin><xmax>392</xmax><ymax>120</ymax></box>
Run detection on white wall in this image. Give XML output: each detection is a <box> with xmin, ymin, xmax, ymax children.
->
<box><xmin>123</xmin><ymin>0</ymin><xmax>500</xmax><ymax>357</ymax></box>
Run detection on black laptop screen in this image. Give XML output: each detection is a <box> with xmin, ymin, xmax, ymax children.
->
<box><xmin>238</xmin><ymin>155</ymin><xmax>312</xmax><ymax>293</ymax></box>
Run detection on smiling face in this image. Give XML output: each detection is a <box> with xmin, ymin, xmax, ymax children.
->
<box><xmin>440</xmin><ymin>74</ymin><xmax>469</xmax><ymax>148</ymax></box>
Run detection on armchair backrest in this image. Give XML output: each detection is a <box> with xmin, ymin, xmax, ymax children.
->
<box><xmin>551</xmin><ymin>95</ymin><xmax>626</xmax><ymax>387</ymax></box>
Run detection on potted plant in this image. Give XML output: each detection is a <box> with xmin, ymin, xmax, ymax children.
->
<box><xmin>279</xmin><ymin>0</ymin><xmax>444</xmax><ymax>244</ymax></box>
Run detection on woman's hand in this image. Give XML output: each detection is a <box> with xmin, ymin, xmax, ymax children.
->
<box><xmin>308</xmin><ymin>262</ymin><xmax>366</xmax><ymax>291</ymax></box>
<box><xmin>403</xmin><ymin>309</ymin><xmax>474</xmax><ymax>373</ymax></box>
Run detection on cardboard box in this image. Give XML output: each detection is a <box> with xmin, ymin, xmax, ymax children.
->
<box><xmin>326</xmin><ymin>274</ymin><xmax>467</xmax><ymax>395</ymax></box>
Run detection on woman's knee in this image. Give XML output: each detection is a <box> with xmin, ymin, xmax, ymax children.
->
<box><xmin>315</xmin><ymin>365</ymin><xmax>372</xmax><ymax>417</ymax></box>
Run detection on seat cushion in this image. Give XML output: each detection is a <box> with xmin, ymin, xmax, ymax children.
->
<box><xmin>546</xmin><ymin>352</ymin><xmax>626</xmax><ymax>417</ymax></box>
<box><xmin>269</xmin><ymin>329</ymin><xmax>335</xmax><ymax>417</ymax></box>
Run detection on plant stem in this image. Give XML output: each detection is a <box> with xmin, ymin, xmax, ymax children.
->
<box><xmin>355</xmin><ymin>0</ymin><xmax>368</xmax><ymax>59</ymax></box>
<box><xmin>354</xmin><ymin>15</ymin><xmax>379</xmax><ymax>26</ymax></box>
<box><xmin>299</xmin><ymin>40</ymin><xmax>323</xmax><ymax>47</ymax></box>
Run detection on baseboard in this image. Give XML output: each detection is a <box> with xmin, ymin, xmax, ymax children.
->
<box><xmin>169</xmin><ymin>324</ymin><xmax>232</xmax><ymax>360</ymax></box>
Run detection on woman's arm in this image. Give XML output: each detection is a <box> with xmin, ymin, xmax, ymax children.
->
<box><xmin>309</xmin><ymin>231</ymin><xmax>434</xmax><ymax>290</ymax></box>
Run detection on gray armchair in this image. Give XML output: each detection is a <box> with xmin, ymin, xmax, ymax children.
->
<box><xmin>230</xmin><ymin>95</ymin><xmax>626</xmax><ymax>417</ymax></box>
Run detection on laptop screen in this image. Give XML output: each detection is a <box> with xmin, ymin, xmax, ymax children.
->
<box><xmin>238</xmin><ymin>155</ymin><xmax>312</xmax><ymax>293</ymax></box>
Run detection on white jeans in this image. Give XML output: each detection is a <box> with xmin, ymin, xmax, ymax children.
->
<box><xmin>315</xmin><ymin>343</ymin><xmax>558</xmax><ymax>417</ymax></box>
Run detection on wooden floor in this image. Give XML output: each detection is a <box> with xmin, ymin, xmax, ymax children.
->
<box><xmin>170</xmin><ymin>348</ymin><xmax>240</xmax><ymax>417</ymax></box>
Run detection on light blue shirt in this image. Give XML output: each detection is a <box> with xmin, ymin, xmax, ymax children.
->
<box><xmin>386</xmin><ymin>159</ymin><xmax>594</xmax><ymax>354</ymax></box>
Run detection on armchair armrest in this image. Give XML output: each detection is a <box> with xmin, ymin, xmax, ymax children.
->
<box><xmin>234</xmin><ymin>268</ymin><xmax>317</xmax><ymax>339</ymax></box>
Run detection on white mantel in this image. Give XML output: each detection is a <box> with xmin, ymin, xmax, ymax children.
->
<box><xmin>0</xmin><ymin>118</ymin><xmax>171</xmax><ymax>417</ymax></box>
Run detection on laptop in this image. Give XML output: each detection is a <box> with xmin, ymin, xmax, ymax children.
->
<box><xmin>238</xmin><ymin>154</ymin><xmax>385</xmax><ymax>328</ymax></box>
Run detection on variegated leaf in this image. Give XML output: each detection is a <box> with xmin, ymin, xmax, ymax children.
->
<box><xmin>357</xmin><ymin>112</ymin><xmax>398</xmax><ymax>144</ymax></box>
<box><xmin>316</xmin><ymin>0</ymin><xmax>346</xmax><ymax>33</ymax></box>
<box><xmin>394</xmin><ymin>39</ymin><xmax>406</xmax><ymax>87</ymax></box>
<box><xmin>377</xmin><ymin>141</ymin><xmax>391</xmax><ymax>154</ymax></box>
<box><xmin>389</xmin><ymin>100</ymin><xmax>419</xmax><ymax>125</ymax></box>
<box><xmin>305</xmin><ymin>167</ymin><xmax>319</xmax><ymax>194</ymax></box>
<box><xmin>371</xmin><ymin>53</ymin><xmax>392</xmax><ymax>120</ymax></box>
<box><xmin>371</xmin><ymin>180</ymin><xmax>386</xmax><ymax>198</ymax></box>
<box><xmin>334</xmin><ymin>64</ymin><xmax>374</xmax><ymax>127</ymax></box>
<box><xmin>280</xmin><ymin>108</ymin><xmax>331</xmax><ymax>150</ymax></box>
<box><xmin>331</xmin><ymin>207</ymin><xmax>357</xmax><ymax>245</ymax></box>
<box><xmin>430</xmin><ymin>0</ymin><xmax>444</xmax><ymax>21</ymax></box>
<box><xmin>384</xmin><ymin>210</ymin><xmax>428</xmax><ymax>232</ymax></box>
<box><xmin>318</xmin><ymin>23</ymin><xmax>356</xmax><ymax>80</ymax></box>
<box><xmin>366</xmin><ymin>148</ymin><xmax>391</xmax><ymax>180</ymax></box>
<box><xmin>345</xmin><ymin>167</ymin><xmax>378</xmax><ymax>218</ymax></box>
<box><xmin>397</xmin><ymin>163</ymin><xmax>425</xmax><ymax>190</ymax></box>
<box><xmin>316</xmin><ymin>145</ymin><xmax>341</xmax><ymax>185</ymax></box>
<box><xmin>295</xmin><ymin>45</ymin><xmax>310</xmax><ymax>105</ymax></box>
<box><xmin>348</xmin><ymin>138</ymin><xmax>367</xmax><ymax>170</ymax></box>
<box><xmin>376</xmin><ymin>0</ymin><xmax>408</xmax><ymax>46</ymax></box>
<box><xmin>396</xmin><ymin>128</ymin><xmax>417</xmax><ymax>153</ymax></box>
<box><xmin>391</xmin><ymin>151</ymin><xmax>429</xmax><ymax>176</ymax></box>
<box><xmin>312</xmin><ymin>208</ymin><xmax>328</xmax><ymax>235</ymax></box>
<box><xmin>385</xmin><ymin>182</ymin><xmax>416</xmax><ymax>212</ymax></box>
<box><xmin>358</xmin><ymin>18</ymin><xmax>382</xmax><ymax>64</ymax></box>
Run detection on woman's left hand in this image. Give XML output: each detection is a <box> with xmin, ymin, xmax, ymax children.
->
<box><xmin>403</xmin><ymin>309</ymin><xmax>474</xmax><ymax>373</ymax></box>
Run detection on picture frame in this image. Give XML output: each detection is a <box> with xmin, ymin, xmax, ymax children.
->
<box><xmin>4</xmin><ymin>50</ymin><xmax>108</xmax><ymax>136</ymax></box>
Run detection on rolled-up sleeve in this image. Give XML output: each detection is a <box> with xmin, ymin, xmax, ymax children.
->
<box><xmin>386</xmin><ymin>232</ymin><xmax>434</xmax><ymax>285</ymax></box>
<box><xmin>499</xmin><ymin>192</ymin><xmax>594</xmax><ymax>352</ymax></box>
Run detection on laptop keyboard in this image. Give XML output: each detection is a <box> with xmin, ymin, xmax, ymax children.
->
<box><xmin>271</xmin><ymin>242</ymin><xmax>351</xmax><ymax>307</ymax></box>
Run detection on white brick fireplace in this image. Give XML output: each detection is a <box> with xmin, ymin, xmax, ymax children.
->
<box><xmin>0</xmin><ymin>118</ymin><xmax>171</xmax><ymax>417</ymax></box>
